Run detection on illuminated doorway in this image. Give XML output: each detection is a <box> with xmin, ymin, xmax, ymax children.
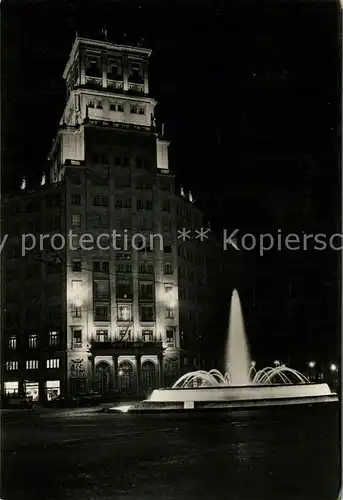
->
<box><xmin>45</xmin><ymin>380</ymin><xmax>61</xmax><ymax>401</ymax></box>
<box><xmin>25</xmin><ymin>382</ymin><xmax>39</xmax><ymax>402</ymax></box>
<box><xmin>141</xmin><ymin>361</ymin><xmax>156</xmax><ymax>394</ymax></box>
<box><xmin>95</xmin><ymin>362</ymin><xmax>112</xmax><ymax>393</ymax></box>
<box><xmin>118</xmin><ymin>361</ymin><xmax>134</xmax><ymax>392</ymax></box>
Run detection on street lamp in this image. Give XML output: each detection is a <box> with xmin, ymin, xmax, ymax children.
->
<box><xmin>308</xmin><ymin>361</ymin><xmax>316</xmax><ymax>369</ymax></box>
<box><xmin>251</xmin><ymin>360</ymin><xmax>256</xmax><ymax>368</ymax></box>
<box><xmin>273</xmin><ymin>360</ymin><xmax>280</xmax><ymax>367</ymax></box>
<box><xmin>330</xmin><ymin>364</ymin><xmax>338</xmax><ymax>372</ymax></box>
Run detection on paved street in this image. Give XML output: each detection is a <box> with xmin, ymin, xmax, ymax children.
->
<box><xmin>1</xmin><ymin>404</ymin><xmax>340</xmax><ymax>500</ymax></box>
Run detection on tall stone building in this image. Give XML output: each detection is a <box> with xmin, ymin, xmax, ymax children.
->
<box><xmin>1</xmin><ymin>37</ymin><xmax>229</xmax><ymax>402</ymax></box>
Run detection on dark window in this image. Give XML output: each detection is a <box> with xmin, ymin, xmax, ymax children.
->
<box><xmin>116</xmin><ymin>282</ymin><xmax>132</xmax><ymax>299</ymax></box>
<box><xmin>166</xmin><ymin>329</ymin><xmax>174</xmax><ymax>340</ymax></box>
<box><xmin>94</xmin><ymin>305</ymin><xmax>110</xmax><ymax>321</ymax></box>
<box><xmin>164</xmin><ymin>263</ymin><xmax>173</xmax><ymax>275</ymax></box>
<box><xmin>72</xmin><ymin>194</ymin><xmax>81</xmax><ymax>205</ymax></box>
<box><xmin>140</xmin><ymin>305</ymin><xmax>155</xmax><ymax>322</ymax></box>
<box><xmin>139</xmin><ymin>283</ymin><xmax>154</xmax><ymax>299</ymax></box>
<box><xmin>93</xmin><ymin>261</ymin><xmax>109</xmax><ymax>273</ymax></box>
<box><xmin>73</xmin><ymin>329</ymin><xmax>82</xmax><ymax>346</ymax></box>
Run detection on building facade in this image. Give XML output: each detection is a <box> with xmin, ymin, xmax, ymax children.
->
<box><xmin>1</xmin><ymin>37</ymin><xmax>229</xmax><ymax>402</ymax></box>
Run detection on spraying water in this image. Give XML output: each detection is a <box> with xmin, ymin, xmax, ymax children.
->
<box><xmin>225</xmin><ymin>289</ymin><xmax>251</xmax><ymax>385</ymax></box>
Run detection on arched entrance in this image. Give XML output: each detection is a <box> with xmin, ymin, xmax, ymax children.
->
<box><xmin>141</xmin><ymin>361</ymin><xmax>156</xmax><ymax>394</ymax></box>
<box><xmin>95</xmin><ymin>361</ymin><xmax>112</xmax><ymax>394</ymax></box>
<box><xmin>118</xmin><ymin>361</ymin><xmax>134</xmax><ymax>393</ymax></box>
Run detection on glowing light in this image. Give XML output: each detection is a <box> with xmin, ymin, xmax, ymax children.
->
<box><xmin>121</xmin><ymin>306</ymin><xmax>130</xmax><ymax>321</ymax></box>
<box><xmin>251</xmin><ymin>360</ymin><xmax>256</xmax><ymax>367</ymax></box>
<box><xmin>20</xmin><ymin>177</ymin><xmax>26</xmax><ymax>190</ymax></box>
<box><xmin>330</xmin><ymin>364</ymin><xmax>338</xmax><ymax>372</ymax></box>
<box><xmin>273</xmin><ymin>360</ymin><xmax>280</xmax><ymax>366</ymax></box>
<box><xmin>41</xmin><ymin>173</ymin><xmax>46</xmax><ymax>186</ymax></box>
<box><xmin>69</xmin><ymin>280</ymin><xmax>87</xmax><ymax>308</ymax></box>
<box><xmin>164</xmin><ymin>286</ymin><xmax>176</xmax><ymax>308</ymax></box>
<box><xmin>118</xmin><ymin>370</ymin><xmax>123</xmax><ymax>376</ymax></box>
<box><xmin>308</xmin><ymin>361</ymin><xmax>316</xmax><ymax>369</ymax></box>
<box><xmin>115</xmin><ymin>405</ymin><xmax>132</xmax><ymax>413</ymax></box>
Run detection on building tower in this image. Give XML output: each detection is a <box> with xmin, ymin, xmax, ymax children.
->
<box><xmin>48</xmin><ymin>36</ymin><xmax>180</xmax><ymax>396</ymax></box>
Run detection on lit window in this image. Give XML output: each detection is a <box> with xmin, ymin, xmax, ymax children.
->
<box><xmin>5</xmin><ymin>361</ymin><xmax>18</xmax><ymax>371</ymax></box>
<box><xmin>142</xmin><ymin>329</ymin><xmax>153</xmax><ymax>342</ymax></box>
<box><xmin>117</xmin><ymin>304</ymin><xmax>132</xmax><ymax>321</ymax></box>
<box><xmin>119</xmin><ymin>328</ymin><xmax>131</xmax><ymax>341</ymax></box>
<box><xmin>28</xmin><ymin>334</ymin><xmax>38</xmax><ymax>348</ymax></box>
<box><xmin>71</xmin><ymin>306</ymin><xmax>82</xmax><ymax>318</ymax></box>
<box><xmin>49</xmin><ymin>331</ymin><xmax>59</xmax><ymax>347</ymax></box>
<box><xmin>96</xmin><ymin>329</ymin><xmax>108</xmax><ymax>342</ymax></box>
<box><xmin>72</xmin><ymin>213</ymin><xmax>81</xmax><ymax>227</ymax></box>
<box><xmin>5</xmin><ymin>381</ymin><xmax>19</xmax><ymax>395</ymax></box>
<box><xmin>8</xmin><ymin>336</ymin><xmax>17</xmax><ymax>349</ymax></box>
<box><xmin>26</xmin><ymin>360</ymin><xmax>39</xmax><ymax>370</ymax></box>
<box><xmin>46</xmin><ymin>358</ymin><xmax>60</xmax><ymax>369</ymax></box>
<box><xmin>166</xmin><ymin>307</ymin><xmax>174</xmax><ymax>319</ymax></box>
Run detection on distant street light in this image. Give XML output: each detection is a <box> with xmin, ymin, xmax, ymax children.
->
<box><xmin>308</xmin><ymin>361</ymin><xmax>316</xmax><ymax>369</ymax></box>
<box><xmin>330</xmin><ymin>364</ymin><xmax>338</xmax><ymax>372</ymax></box>
<box><xmin>273</xmin><ymin>360</ymin><xmax>280</xmax><ymax>366</ymax></box>
<box><xmin>251</xmin><ymin>360</ymin><xmax>256</xmax><ymax>368</ymax></box>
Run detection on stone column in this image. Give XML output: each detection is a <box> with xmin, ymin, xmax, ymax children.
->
<box><xmin>123</xmin><ymin>57</ymin><xmax>129</xmax><ymax>92</ymax></box>
<box><xmin>89</xmin><ymin>355</ymin><xmax>95</xmax><ymax>391</ymax></box>
<box><xmin>158</xmin><ymin>353</ymin><xmax>164</xmax><ymax>388</ymax></box>
<box><xmin>113</xmin><ymin>355</ymin><xmax>119</xmax><ymax>391</ymax></box>
<box><xmin>136</xmin><ymin>354</ymin><xmax>141</xmax><ymax>398</ymax></box>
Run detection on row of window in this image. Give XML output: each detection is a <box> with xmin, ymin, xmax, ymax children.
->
<box><xmin>71</xmin><ymin>197</ymin><xmax>171</xmax><ymax>211</ymax></box>
<box><xmin>72</xmin><ymin>260</ymin><xmax>174</xmax><ymax>275</ymax></box>
<box><xmin>70</xmin><ymin>167</ymin><xmax>170</xmax><ymax>188</ymax></box>
<box><xmin>88</xmin><ymin>99</ymin><xmax>145</xmax><ymax>115</ymax></box>
<box><xmin>178</xmin><ymin>246</ymin><xmax>205</xmax><ymax>266</ymax></box>
<box><xmin>72</xmin><ymin>327</ymin><xmax>174</xmax><ymax>344</ymax></box>
<box><xmin>8</xmin><ymin>332</ymin><xmax>59</xmax><ymax>350</ymax></box>
<box><xmin>9</xmin><ymin>195</ymin><xmax>61</xmax><ymax>215</ymax></box>
<box><xmin>85</xmin><ymin>55</ymin><xmax>143</xmax><ymax>83</ymax></box>
<box><xmin>71</xmin><ymin>303</ymin><xmax>175</xmax><ymax>322</ymax></box>
<box><xmin>5</xmin><ymin>359</ymin><xmax>60</xmax><ymax>371</ymax></box>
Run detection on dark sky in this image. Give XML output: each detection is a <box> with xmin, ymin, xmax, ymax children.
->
<box><xmin>1</xmin><ymin>0</ymin><xmax>341</xmax><ymax>362</ymax></box>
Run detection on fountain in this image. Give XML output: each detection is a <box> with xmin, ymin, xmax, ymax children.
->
<box><xmin>113</xmin><ymin>289</ymin><xmax>338</xmax><ymax>412</ymax></box>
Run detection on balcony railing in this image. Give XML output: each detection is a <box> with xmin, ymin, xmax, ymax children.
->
<box><xmin>90</xmin><ymin>340</ymin><xmax>163</xmax><ymax>350</ymax></box>
<box><xmin>94</xmin><ymin>292</ymin><xmax>110</xmax><ymax>300</ymax></box>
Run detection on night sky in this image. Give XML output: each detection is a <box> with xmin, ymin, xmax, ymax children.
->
<box><xmin>1</xmin><ymin>0</ymin><xmax>341</xmax><ymax>363</ymax></box>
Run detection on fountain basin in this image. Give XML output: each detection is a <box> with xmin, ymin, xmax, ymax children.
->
<box><xmin>121</xmin><ymin>383</ymin><xmax>338</xmax><ymax>412</ymax></box>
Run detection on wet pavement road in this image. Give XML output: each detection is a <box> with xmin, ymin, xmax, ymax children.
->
<box><xmin>1</xmin><ymin>404</ymin><xmax>340</xmax><ymax>500</ymax></box>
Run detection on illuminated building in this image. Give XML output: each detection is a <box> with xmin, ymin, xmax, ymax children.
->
<box><xmin>1</xmin><ymin>36</ymin><xmax>229</xmax><ymax>401</ymax></box>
